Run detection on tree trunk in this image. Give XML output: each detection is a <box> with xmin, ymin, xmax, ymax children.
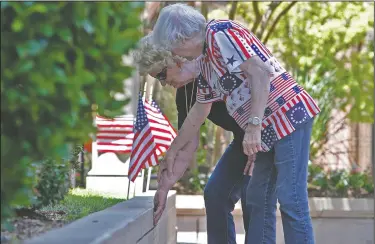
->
<box><xmin>229</xmin><ymin>1</ymin><xmax>238</xmax><ymax>20</ymax></box>
<box><xmin>70</xmin><ymin>167</ymin><xmax>76</xmax><ymax>189</ymax></box>
<box><xmin>201</xmin><ymin>2</ymin><xmax>208</xmax><ymax>19</ymax></box>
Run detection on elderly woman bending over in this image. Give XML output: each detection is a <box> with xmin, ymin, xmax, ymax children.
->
<box><xmin>133</xmin><ymin>33</ymin><xmax>255</xmax><ymax>243</ymax></box>
<box><xmin>149</xmin><ymin>3</ymin><xmax>321</xmax><ymax>244</ymax></box>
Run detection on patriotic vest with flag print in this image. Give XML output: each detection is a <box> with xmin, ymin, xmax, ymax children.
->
<box><xmin>196</xmin><ymin>19</ymin><xmax>320</xmax><ymax>151</ymax></box>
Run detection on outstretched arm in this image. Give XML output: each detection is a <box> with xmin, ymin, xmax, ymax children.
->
<box><xmin>158</xmin><ymin>132</ymin><xmax>199</xmax><ymax>189</ymax></box>
<box><xmin>163</xmin><ymin>102</ymin><xmax>212</xmax><ymax>178</ymax></box>
<box><xmin>153</xmin><ymin>132</ymin><xmax>199</xmax><ymax>225</ymax></box>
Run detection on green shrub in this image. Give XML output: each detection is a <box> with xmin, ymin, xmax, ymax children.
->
<box><xmin>1</xmin><ymin>1</ymin><xmax>143</xmax><ymax>224</ymax></box>
<box><xmin>34</xmin><ymin>159</ymin><xmax>70</xmax><ymax>207</ymax></box>
<box><xmin>308</xmin><ymin>163</ymin><xmax>374</xmax><ymax>198</ymax></box>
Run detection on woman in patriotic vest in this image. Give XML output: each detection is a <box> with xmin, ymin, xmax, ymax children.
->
<box><xmin>149</xmin><ymin>3</ymin><xmax>320</xmax><ymax>244</ymax></box>
<box><xmin>134</xmin><ymin>33</ymin><xmax>258</xmax><ymax>244</ymax></box>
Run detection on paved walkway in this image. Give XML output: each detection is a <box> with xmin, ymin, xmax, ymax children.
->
<box><xmin>177</xmin><ymin>216</ymin><xmax>374</xmax><ymax>244</ymax></box>
<box><xmin>176</xmin><ymin>195</ymin><xmax>374</xmax><ymax>244</ymax></box>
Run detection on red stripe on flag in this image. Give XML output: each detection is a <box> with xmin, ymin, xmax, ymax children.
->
<box><xmin>227</xmin><ymin>29</ymin><xmax>251</xmax><ymax>59</ymax></box>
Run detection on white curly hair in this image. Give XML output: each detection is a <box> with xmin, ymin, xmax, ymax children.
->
<box><xmin>132</xmin><ymin>32</ymin><xmax>186</xmax><ymax>76</ymax></box>
<box><xmin>152</xmin><ymin>3</ymin><xmax>206</xmax><ymax>50</ymax></box>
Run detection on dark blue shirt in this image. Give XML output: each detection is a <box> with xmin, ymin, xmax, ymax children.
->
<box><xmin>175</xmin><ymin>79</ymin><xmax>244</xmax><ymax>146</ymax></box>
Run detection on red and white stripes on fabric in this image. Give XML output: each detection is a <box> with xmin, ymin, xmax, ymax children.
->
<box><xmin>143</xmin><ymin>100</ymin><xmax>177</xmax><ymax>168</ymax></box>
<box><xmin>128</xmin><ymin>121</ymin><xmax>156</xmax><ymax>182</ymax></box>
<box><xmin>95</xmin><ymin>115</ymin><xmax>134</xmax><ymax>154</ymax></box>
<box><xmin>232</xmin><ymin>99</ymin><xmax>252</xmax><ymax>128</ymax></box>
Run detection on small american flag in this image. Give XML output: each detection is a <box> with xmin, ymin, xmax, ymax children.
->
<box><xmin>95</xmin><ymin>115</ymin><xmax>134</xmax><ymax>153</ymax></box>
<box><xmin>128</xmin><ymin>94</ymin><xmax>176</xmax><ymax>182</ymax></box>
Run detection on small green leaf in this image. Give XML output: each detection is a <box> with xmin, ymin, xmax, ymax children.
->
<box><xmin>16</xmin><ymin>39</ymin><xmax>48</xmax><ymax>58</ymax></box>
<box><xmin>41</xmin><ymin>24</ymin><xmax>54</xmax><ymax>37</ymax></box>
<box><xmin>54</xmin><ymin>66</ymin><xmax>68</xmax><ymax>83</ymax></box>
<box><xmin>83</xmin><ymin>20</ymin><xmax>94</xmax><ymax>34</ymax></box>
<box><xmin>18</xmin><ymin>60</ymin><xmax>34</xmax><ymax>73</ymax></box>
<box><xmin>59</xmin><ymin>28</ymin><xmax>73</xmax><ymax>43</ymax></box>
<box><xmin>11</xmin><ymin>18</ymin><xmax>24</xmax><ymax>32</ymax></box>
<box><xmin>29</xmin><ymin>3</ymin><xmax>48</xmax><ymax>13</ymax></box>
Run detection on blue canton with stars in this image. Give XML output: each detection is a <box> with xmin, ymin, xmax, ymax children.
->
<box><xmin>292</xmin><ymin>85</ymin><xmax>301</xmax><ymax>94</ymax></box>
<box><xmin>209</xmin><ymin>21</ymin><xmax>233</xmax><ymax>32</ymax></box>
<box><xmin>150</xmin><ymin>100</ymin><xmax>161</xmax><ymax>112</ymax></box>
<box><xmin>276</xmin><ymin>96</ymin><xmax>286</xmax><ymax>106</ymax></box>
<box><xmin>264</xmin><ymin>107</ymin><xmax>272</xmax><ymax>117</ymax></box>
<box><xmin>285</xmin><ymin>101</ymin><xmax>311</xmax><ymax>128</ymax></box>
<box><xmin>270</xmin><ymin>84</ymin><xmax>276</xmax><ymax>92</ymax></box>
<box><xmin>236</xmin><ymin>106</ymin><xmax>245</xmax><ymax>116</ymax></box>
<box><xmin>261</xmin><ymin>124</ymin><xmax>278</xmax><ymax>149</ymax></box>
<box><xmin>197</xmin><ymin>73</ymin><xmax>210</xmax><ymax>90</ymax></box>
<box><xmin>218</xmin><ymin>72</ymin><xmax>243</xmax><ymax>95</ymax></box>
<box><xmin>134</xmin><ymin>94</ymin><xmax>149</xmax><ymax>132</ymax></box>
<box><xmin>281</xmin><ymin>73</ymin><xmax>289</xmax><ymax>80</ymax></box>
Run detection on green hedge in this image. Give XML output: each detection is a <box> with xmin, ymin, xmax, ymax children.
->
<box><xmin>1</xmin><ymin>1</ymin><xmax>143</xmax><ymax>224</ymax></box>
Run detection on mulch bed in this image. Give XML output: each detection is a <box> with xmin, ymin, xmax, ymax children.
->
<box><xmin>1</xmin><ymin>209</ymin><xmax>69</xmax><ymax>243</ymax></box>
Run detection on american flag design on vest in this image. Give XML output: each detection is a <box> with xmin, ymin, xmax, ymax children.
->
<box><xmin>196</xmin><ymin>19</ymin><xmax>320</xmax><ymax>151</ymax></box>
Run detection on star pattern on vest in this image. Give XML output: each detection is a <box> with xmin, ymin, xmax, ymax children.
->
<box><xmin>261</xmin><ymin>124</ymin><xmax>278</xmax><ymax>149</ymax></box>
<box><xmin>209</xmin><ymin>22</ymin><xmax>233</xmax><ymax>32</ymax></box>
<box><xmin>197</xmin><ymin>73</ymin><xmax>210</xmax><ymax>89</ymax></box>
<box><xmin>226</xmin><ymin>55</ymin><xmax>236</xmax><ymax>66</ymax></box>
<box><xmin>290</xmin><ymin>106</ymin><xmax>308</xmax><ymax>125</ymax></box>
<box><xmin>218</xmin><ymin>72</ymin><xmax>243</xmax><ymax>94</ymax></box>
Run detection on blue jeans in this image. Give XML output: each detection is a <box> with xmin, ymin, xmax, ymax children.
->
<box><xmin>246</xmin><ymin>119</ymin><xmax>315</xmax><ymax>244</ymax></box>
<box><xmin>204</xmin><ymin>141</ymin><xmax>251</xmax><ymax>244</ymax></box>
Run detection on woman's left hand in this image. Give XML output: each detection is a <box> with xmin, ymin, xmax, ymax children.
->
<box><xmin>243</xmin><ymin>124</ymin><xmax>262</xmax><ymax>156</ymax></box>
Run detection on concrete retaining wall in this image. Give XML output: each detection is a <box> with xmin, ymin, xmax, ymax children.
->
<box><xmin>25</xmin><ymin>191</ymin><xmax>177</xmax><ymax>244</ymax></box>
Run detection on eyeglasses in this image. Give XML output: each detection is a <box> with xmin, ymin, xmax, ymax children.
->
<box><xmin>155</xmin><ymin>67</ymin><xmax>167</xmax><ymax>86</ymax></box>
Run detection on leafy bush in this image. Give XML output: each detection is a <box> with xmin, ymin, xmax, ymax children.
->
<box><xmin>34</xmin><ymin>159</ymin><xmax>70</xmax><ymax>207</ymax></box>
<box><xmin>1</xmin><ymin>1</ymin><xmax>143</xmax><ymax>224</ymax></box>
<box><xmin>308</xmin><ymin>164</ymin><xmax>374</xmax><ymax>198</ymax></box>
<box><xmin>178</xmin><ymin>162</ymin><xmax>374</xmax><ymax>197</ymax></box>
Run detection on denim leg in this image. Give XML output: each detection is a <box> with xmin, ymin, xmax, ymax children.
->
<box><xmin>245</xmin><ymin>151</ymin><xmax>277</xmax><ymax>244</ymax></box>
<box><xmin>241</xmin><ymin>175</ymin><xmax>251</xmax><ymax>244</ymax></box>
<box><xmin>273</xmin><ymin>120</ymin><xmax>315</xmax><ymax>244</ymax></box>
<box><xmin>204</xmin><ymin>142</ymin><xmax>248</xmax><ymax>244</ymax></box>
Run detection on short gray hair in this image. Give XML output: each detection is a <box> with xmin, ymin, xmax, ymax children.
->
<box><xmin>132</xmin><ymin>32</ymin><xmax>186</xmax><ymax>75</ymax></box>
<box><xmin>152</xmin><ymin>3</ymin><xmax>206</xmax><ymax>50</ymax></box>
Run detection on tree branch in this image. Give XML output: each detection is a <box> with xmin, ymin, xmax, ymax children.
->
<box><xmin>201</xmin><ymin>2</ymin><xmax>208</xmax><ymax>20</ymax></box>
<box><xmin>251</xmin><ymin>2</ymin><xmax>262</xmax><ymax>33</ymax></box>
<box><xmin>262</xmin><ymin>1</ymin><xmax>297</xmax><ymax>44</ymax></box>
<box><xmin>228</xmin><ymin>1</ymin><xmax>238</xmax><ymax>20</ymax></box>
<box><xmin>258</xmin><ymin>1</ymin><xmax>281</xmax><ymax>40</ymax></box>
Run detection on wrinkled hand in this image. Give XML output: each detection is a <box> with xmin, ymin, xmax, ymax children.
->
<box><xmin>154</xmin><ymin>138</ymin><xmax>199</xmax><ymax>226</ymax></box>
<box><xmin>244</xmin><ymin>154</ymin><xmax>256</xmax><ymax>176</ymax></box>
<box><xmin>153</xmin><ymin>188</ymin><xmax>168</xmax><ymax>226</ymax></box>
<box><xmin>157</xmin><ymin>148</ymin><xmax>177</xmax><ymax>182</ymax></box>
<box><xmin>243</xmin><ymin>124</ymin><xmax>262</xmax><ymax>156</ymax></box>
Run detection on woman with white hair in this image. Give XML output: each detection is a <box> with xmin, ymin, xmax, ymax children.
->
<box><xmin>133</xmin><ymin>33</ymin><xmax>257</xmax><ymax>243</ymax></box>
<box><xmin>150</xmin><ymin>3</ymin><xmax>320</xmax><ymax>244</ymax></box>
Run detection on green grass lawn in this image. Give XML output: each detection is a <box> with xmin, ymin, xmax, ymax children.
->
<box><xmin>41</xmin><ymin>188</ymin><xmax>126</xmax><ymax>221</ymax></box>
